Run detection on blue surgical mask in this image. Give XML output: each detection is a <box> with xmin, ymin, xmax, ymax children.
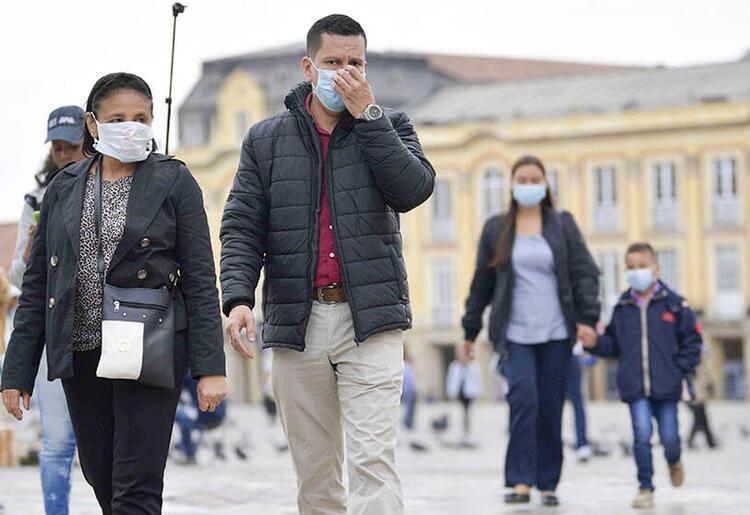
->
<box><xmin>625</xmin><ymin>268</ymin><xmax>655</xmax><ymax>293</ymax></box>
<box><xmin>512</xmin><ymin>184</ymin><xmax>547</xmax><ymax>207</ymax></box>
<box><xmin>308</xmin><ymin>59</ymin><xmax>346</xmax><ymax>113</ymax></box>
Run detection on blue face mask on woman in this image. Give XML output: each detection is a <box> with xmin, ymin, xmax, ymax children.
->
<box><xmin>308</xmin><ymin>59</ymin><xmax>347</xmax><ymax>113</ymax></box>
<box><xmin>625</xmin><ymin>268</ymin><xmax>655</xmax><ymax>293</ymax></box>
<box><xmin>512</xmin><ymin>184</ymin><xmax>547</xmax><ymax>208</ymax></box>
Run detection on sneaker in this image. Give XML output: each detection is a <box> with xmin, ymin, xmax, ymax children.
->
<box><xmin>632</xmin><ymin>489</ymin><xmax>654</xmax><ymax>509</ymax></box>
<box><xmin>669</xmin><ymin>462</ymin><xmax>685</xmax><ymax>487</ymax></box>
<box><xmin>576</xmin><ymin>445</ymin><xmax>593</xmax><ymax>463</ymax></box>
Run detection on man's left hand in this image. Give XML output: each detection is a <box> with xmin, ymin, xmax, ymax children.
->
<box><xmin>332</xmin><ymin>66</ymin><xmax>375</xmax><ymax>119</ymax></box>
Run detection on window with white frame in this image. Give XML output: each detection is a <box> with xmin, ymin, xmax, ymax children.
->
<box><xmin>598</xmin><ymin>251</ymin><xmax>620</xmax><ymax>323</ymax></box>
<box><xmin>181</xmin><ymin>112</ymin><xmax>207</xmax><ymax>147</ymax></box>
<box><xmin>432</xmin><ymin>179</ymin><xmax>453</xmax><ymax>241</ymax></box>
<box><xmin>716</xmin><ymin>246</ymin><xmax>740</xmax><ymax>292</ymax></box>
<box><xmin>482</xmin><ymin>168</ymin><xmax>504</xmax><ymax>219</ymax></box>
<box><xmin>656</xmin><ymin>248</ymin><xmax>679</xmax><ymax>290</ymax></box>
<box><xmin>593</xmin><ymin>166</ymin><xmax>619</xmax><ymax>232</ymax></box>
<box><xmin>653</xmin><ymin>162</ymin><xmax>678</xmax><ymax>230</ymax></box>
<box><xmin>713</xmin><ymin>158</ymin><xmax>739</xmax><ymax>226</ymax></box>
<box><xmin>235</xmin><ymin>110</ymin><xmax>249</xmax><ymax>143</ymax></box>
<box><xmin>547</xmin><ymin>167</ymin><xmax>561</xmax><ymax>206</ymax></box>
<box><xmin>432</xmin><ymin>259</ymin><xmax>455</xmax><ymax>327</ymax></box>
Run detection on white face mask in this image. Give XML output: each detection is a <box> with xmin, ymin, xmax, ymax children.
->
<box><xmin>92</xmin><ymin>115</ymin><xmax>153</xmax><ymax>163</ymax></box>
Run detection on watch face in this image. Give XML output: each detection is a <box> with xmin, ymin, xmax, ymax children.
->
<box><xmin>367</xmin><ymin>105</ymin><xmax>382</xmax><ymax>119</ymax></box>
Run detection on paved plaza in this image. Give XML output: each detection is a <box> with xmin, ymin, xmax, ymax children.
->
<box><xmin>0</xmin><ymin>401</ymin><xmax>747</xmax><ymax>514</ymax></box>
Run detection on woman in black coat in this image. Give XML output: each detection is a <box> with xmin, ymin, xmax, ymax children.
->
<box><xmin>1</xmin><ymin>72</ymin><xmax>227</xmax><ymax>514</ymax></box>
<box><xmin>462</xmin><ymin>155</ymin><xmax>600</xmax><ymax>507</ymax></box>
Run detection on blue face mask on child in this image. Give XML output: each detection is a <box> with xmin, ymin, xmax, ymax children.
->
<box><xmin>625</xmin><ymin>268</ymin><xmax>655</xmax><ymax>293</ymax></box>
<box><xmin>308</xmin><ymin>59</ymin><xmax>347</xmax><ymax>113</ymax></box>
<box><xmin>512</xmin><ymin>184</ymin><xmax>547</xmax><ymax>207</ymax></box>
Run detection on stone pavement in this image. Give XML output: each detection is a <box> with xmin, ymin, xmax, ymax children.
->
<box><xmin>0</xmin><ymin>401</ymin><xmax>747</xmax><ymax>514</ymax></box>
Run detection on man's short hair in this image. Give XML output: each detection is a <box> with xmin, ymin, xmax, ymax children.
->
<box><xmin>306</xmin><ymin>14</ymin><xmax>367</xmax><ymax>57</ymax></box>
<box><xmin>626</xmin><ymin>242</ymin><xmax>657</xmax><ymax>261</ymax></box>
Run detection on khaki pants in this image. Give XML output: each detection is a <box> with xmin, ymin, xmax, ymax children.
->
<box><xmin>272</xmin><ymin>301</ymin><xmax>404</xmax><ymax>515</ymax></box>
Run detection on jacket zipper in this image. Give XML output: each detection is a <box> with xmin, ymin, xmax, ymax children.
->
<box><xmin>640</xmin><ymin>302</ymin><xmax>651</xmax><ymax>397</ymax></box>
<box><xmin>324</xmin><ymin>141</ymin><xmax>364</xmax><ymax>343</ymax></box>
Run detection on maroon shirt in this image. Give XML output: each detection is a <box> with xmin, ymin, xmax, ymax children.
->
<box><xmin>307</xmin><ymin>93</ymin><xmax>343</xmax><ymax>287</ymax></box>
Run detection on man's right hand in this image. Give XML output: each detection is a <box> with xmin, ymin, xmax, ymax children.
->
<box><xmin>226</xmin><ymin>305</ymin><xmax>255</xmax><ymax>359</ymax></box>
<box><xmin>2</xmin><ymin>389</ymin><xmax>31</xmax><ymax>421</ymax></box>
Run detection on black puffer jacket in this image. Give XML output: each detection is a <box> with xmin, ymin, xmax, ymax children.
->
<box><xmin>462</xmin><ymin>208</ymin><xmax>600</xmax><ymax>356</ymax></box>
<box><xmin>220</xmin><ymin>82</ymin><xmax>435</xmax><ymax>351</ymax></box>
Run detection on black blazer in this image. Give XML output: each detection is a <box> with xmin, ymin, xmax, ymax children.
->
<box><xmin>1</xmin><ymin>153</ymin><xmax>226</xmax><ymax>394</ymax></box>
<box><xmin>462</xmin><ymin>208</ymin><xmax>600</xmax><ymax>356</ymax></box>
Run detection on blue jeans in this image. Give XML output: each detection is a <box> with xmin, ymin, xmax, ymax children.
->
<box><xmin>35</xmin><ymin>356</ymin><xmax>76</xmax><ymax>515</ymax></box>
<box><xmin>628</xmin><ymin>398</ymin><xmax>681</xmax><ymax>491</ymax></box>
<box><xmin>503</xmin><ymin>340</ymin><xmax>571</xmax><ymax>491</ymax></box>
<box><xmin>565</xmin><ymin>358</ymin><xmax>588</xmax><ymax>448</ymax></box>
<box><xmin>174</xmin><ymin>406</ymin><xmax>198</xmax><ymax>458</ymax></box>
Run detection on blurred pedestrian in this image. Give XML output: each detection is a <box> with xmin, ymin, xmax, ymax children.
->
<box><xmin>7</xmin><ymin>105</ymin><xmax>84</xmax><ymax>515</ymax></box>
<box><xmin>220</xmin><ymin>14</ymin><xmax>434</xmax><ymax>515</ymax></box>
<box><xmin>446</xmin><ymin>355</ymin><xmax>482</xmax><ymax>446</ymax></box>
<box><xmin>462</xmin><ymin>155</ymin><xmax>600</xmax><ymax>507</ymax></box>
<box><xmin>566</xmin><ymin>344</ymin><xmax>594</xmax><ymax>462</ymax></box>
<box><xmin>580</xmin><ymin>242</ymin><xmax>702</xmax><ymax>509</ymax></box>
<box><xmin>687</xmin><ymin>345</ymin><xmax>718</xmax><ymax>449</ymax></box>
<box><xmin>1</xmin><ymin>73</ymin><xmax>227</xmax><ymax>514</ymax></box>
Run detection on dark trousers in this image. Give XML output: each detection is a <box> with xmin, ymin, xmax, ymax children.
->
<box><xmin>688</xmin><ymin>402</ymin><xmax>717</xmax><ymax>449</ymax></box>
<box><xmin>628</xmin><ymin>398</ymin><xmax>681</xmax><ymax>491</ymax></box>
<box><xmin>62</xmin><ymin>345</ymin><xmax>187</xmax><ymax>514</ymax></box>
<box><xmin>503</xmin><ymin>340</ymin><xmax>571</xmax><ymax>491</ymax></box>
<box><xmin>565</xmin><ymin>358</ymin><xmax>588</xmax><ymax>448</ymax></box>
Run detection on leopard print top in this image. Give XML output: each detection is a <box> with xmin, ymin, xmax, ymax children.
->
<box><xmin>71</xmin><ymin>169</ymin><xmax>134</xmax><ymax>351</ymax></box>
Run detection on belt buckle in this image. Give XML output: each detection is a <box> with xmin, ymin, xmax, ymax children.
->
<box><xmin>317</xmin><ymin>284</ymin><xmax>340</xmax><ymax>305</ymax></box>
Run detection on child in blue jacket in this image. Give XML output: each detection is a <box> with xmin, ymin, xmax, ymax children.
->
<box><xmin>580</xmin><ymin>243</ymin><xmax>702</xmax><ymax>509</ymax></box>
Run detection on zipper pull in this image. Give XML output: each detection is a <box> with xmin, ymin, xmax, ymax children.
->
<box><xmin>114</xmin><ymin>301</ymin><xmax>120</xmax><ymax>312</ymax></box>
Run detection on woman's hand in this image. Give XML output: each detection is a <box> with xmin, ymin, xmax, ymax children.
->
<box><xmin>196</xmin><ymin>375</ymin><xmax>227</xmax><ymax>412</ymax></box>
<box><xmin>22</xmin><ymin>224</ymin><xmax>37</xmax><ymax>264</ymax></box>
<box><xmin>461</xmin><ymin>340</ymin><xmax>476</xmax><ymax>362</ymax></box>
<box><xmin>2</xmin><ymin>389</ymin><xmax>31</xmax><ymax>421</ymax></box>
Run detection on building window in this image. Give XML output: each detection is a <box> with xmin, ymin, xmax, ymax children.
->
<box><xmin>432</xmin><ymin>179</ymin><xmax>453</xmax><ymax>242</ymax></box>
<box><xmin>482</xmin><ymin>168</ymin><xmax>504</xmax><ymax>219</ymax></box>
<box><xmin>598</xmin><ymin>252</ymin><xmax>620</xmax><ymax>323</ymax></box>
<box><xmin>713</xmin><ymin>158</ymin><xmax>739</xmax><ymax>226</ymax></box>
<box><xmin>181</xmin><ymin>112</ymin><xmax>207</xmax><ymax>147</ymax></box>
<box><xmin>432</xmin><ymin>260</ymin><xmax>455</xmax><ymax>327</ymax></box>
<box><xmin>235</xmin><ymin>110</ymin><xmax>249</xmax><ymax>143</ymax></box>
<box><xmin>653</xmin><ymin>162</ymin><xmax>678</xmax><ymax>230</ymax></box>
<box><xmin>716</xmin><ymin>246</ymin><xmax>740</xmax><ymax>292</ymax></box>
<box><xmin>593</xmin><ymin>166</ymin><xmax>619</xmax><ymax>232</ymax></box>
<box><xmin>547</xmin><ymin>168</ymin><xmax>561</xmax><ymax>206</ymax></box>
<box><xmin>656</xmin><ymin>248</ymin><xmax>679</xmax><ymax>289</ymax></box>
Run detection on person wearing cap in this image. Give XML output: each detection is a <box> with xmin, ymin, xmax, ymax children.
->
<box><xmin>8</xmin><ymin>105</ymin><xmax>84</xmax><ymax>515</ymax></box>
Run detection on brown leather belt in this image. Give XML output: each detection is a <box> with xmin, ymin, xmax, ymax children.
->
<box><xmin>311</xmin><ymin>284</ymin><xmax>347</xmax><ymax>304</ymax></box>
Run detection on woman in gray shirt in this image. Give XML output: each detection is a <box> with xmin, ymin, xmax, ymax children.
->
<box><xmin>462</xmin><ymin>156</ymin><xmax>600</xmax><ymax>507</ymax></box>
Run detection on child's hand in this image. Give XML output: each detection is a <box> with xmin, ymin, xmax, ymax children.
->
<box><xmin>577</xmin><ymin>324</ymin><xmax>598</xmax><ymax>349</ymax></box>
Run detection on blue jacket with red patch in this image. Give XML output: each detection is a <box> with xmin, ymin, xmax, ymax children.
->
<box><xmin>591</xmin><ymin>281</ymin><xmax>703</xmax><ymax>402</ymax></box>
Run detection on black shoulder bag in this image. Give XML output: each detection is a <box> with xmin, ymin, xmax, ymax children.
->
<box><xmin>93</xmin><ymin>156</ymin><xmax>176</xmax><ymax>389</ymax></box>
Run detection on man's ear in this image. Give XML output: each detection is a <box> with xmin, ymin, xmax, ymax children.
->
<box><xmin>301</xmin><ymin>56</ymin><xmax>314</xmax><ymax>83</ymax></box>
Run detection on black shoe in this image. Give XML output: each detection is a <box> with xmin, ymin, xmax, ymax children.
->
<box><xmin>504</xmin><ymin>492</ymin><xmax>531</xmax><ymax>504</ymax></box>
<box><xmin>541</xmin><ymin>494</ymin><xmax>560</xmax><ymax>507</ymax></box>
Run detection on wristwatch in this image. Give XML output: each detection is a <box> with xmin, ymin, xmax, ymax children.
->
<box><xmin>361</xmin><ymin>104</ymin><xmax>384</xmax><ymax>122</ymax></box>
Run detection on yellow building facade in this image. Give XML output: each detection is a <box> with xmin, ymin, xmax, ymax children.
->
<box><xmin>177</xmin><ymin>50</ymin><xmax>750</xmax><ymax>402</ymax></box>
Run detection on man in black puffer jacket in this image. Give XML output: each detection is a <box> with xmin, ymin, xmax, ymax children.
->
<box><xmin>220</xmin><ymin>14</ymin><xmax>434</xmax><ymax>515</ymax></box>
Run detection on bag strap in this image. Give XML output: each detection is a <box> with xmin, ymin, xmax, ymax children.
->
<box><xmin>93</xmin><ymin>154</ymin><xmax>106</xmax><ymax>284</ymax></box>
